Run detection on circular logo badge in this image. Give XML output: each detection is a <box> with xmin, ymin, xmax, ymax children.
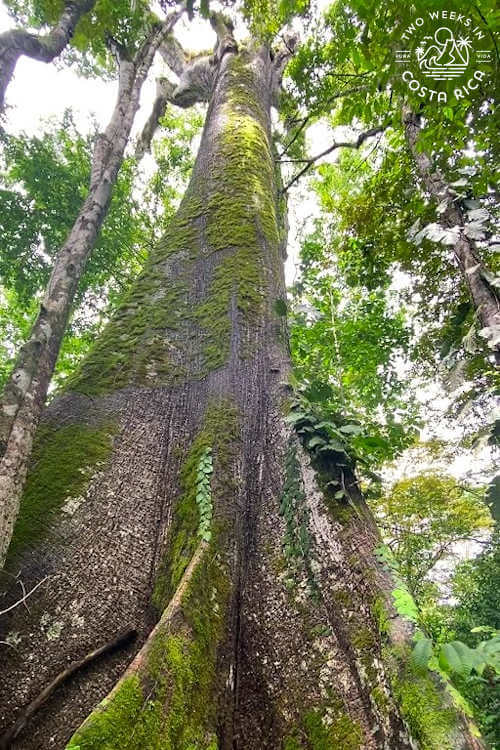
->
<box><xmin>394</xmin><ymin>10</ymin><xmax>495</xmax><ymax>104</ymax></box>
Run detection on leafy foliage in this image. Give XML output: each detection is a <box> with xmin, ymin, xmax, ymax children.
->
<box><xmin>0</xmin><ymin>112</ymin><xmax>145</xmax><ymax>305</ymax></box>
<box><xmin>195</xmin><ymin>447</ymin><xmax>213</xmax><ymax>542</ymax></box>
<box><xmin>282</xmin><ymin>0</ymin><xmax>499</xmax><ymax>405</ymax></box>
<box><xmin>451</xmin><ymin>530</ymin><xmax>500</xmax><ymax>640</ymax></box>
<box><xmin>289</xmin><ymin>220</ymin><xmax>420</xmax><ymax>472</ymax></box>
<box><xmin>372</xmin><ymin>473</ymin><xmax>493</xmax><ymax>602</ymax></box>
<box><xmin>374</xmin><ymin>543</ymin><xmax>420</xmax><ymax>622</ymax></box>
<box><xmin>0</xmin><ymin>107</ymin><xmax>201</xmax><ymax>391</ymax></box>
<box><xmin>242</xmin><ymin>0</ymin><xmax>310</xmax><ymax>41</ymax></box>
<box><xmin>142</xmin><ymin>106</ymin><xmax>204</xmax><ymax>241</ymax></box>
<box><xmin>0</xmin><ymin>112</ymin><xmax>145</xmax><ymax>388</ymax></box>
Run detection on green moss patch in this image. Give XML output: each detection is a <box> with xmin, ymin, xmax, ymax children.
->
<box><xmin>387</xmin><ymin>646</ymin><xmax>460</xmax><ymax>749</ymax></box>
<box><xmin>284</xmin><ymin>704</ymin><xmax>363</xmax><ymax>750</ymax></box>
<box><xmin>7</xmin><ymin>421</ymin><xmax>115</xmax><ymax>562</ymax></box>
<box><xmin>65</xmin><ymin>273</ymin><xmax>190</xmax><ymax>396</ymax></box>
<box><xmin>68</xmin><ymin>55</ymin><xmax>280</xmax><ymax>396</ymax></box>
<box><xmin>192</xmin><ymin>55</ymin><xmax>279</xmax><ymax>370</ymax></box>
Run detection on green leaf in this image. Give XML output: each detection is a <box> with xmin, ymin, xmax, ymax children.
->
<box><xmin>439</xmin><ymin>642</ymin><xmax>475</xmax><ymax>676</ymax></box>
<box><xmin>285</xmin><ymin>411</ymin><xmax>309</xmax><ymax>424</ymax></box>
<box><xmin>411</xmin><ymin>638</ymin><xmax>433</xmax><ymax>669</ymax></box>
<box><xmin>308</xmin><ymin>435</ymin><xmax>326</xmax><ymax>448</ymax></box>
<box><xmin>339</xmin><ymin>424</ymin><xmax>362</xmax><ymax>435</ymax></box>
<box><xmin>319</xmin><ymin>440</ymin><xmax>346</xmax><ymax>453</ymax></box>
<box><xmin>391</xmin><ymin>588</ymin><xmax>418</xmax><ymax>622</ymax></box>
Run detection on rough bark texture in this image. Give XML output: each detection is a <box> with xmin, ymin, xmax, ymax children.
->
<box><xmin>0</xmin><ymin>10</ymin><xmax>182</xmax><ymax>569</ymax></box>
<box><xmin>0</xmin><ymin>0</ymin><xmax>96</xmax><ymax>112</ymax></box>
<box><xmin>403</xmin><ymin>108</ymin><xmax>500</xmax><ymax>363</ymax></box>
<box><xmin>0</xmin><ymin>29</ymin><xmax>482</xmax><ymax>750</ymax></box>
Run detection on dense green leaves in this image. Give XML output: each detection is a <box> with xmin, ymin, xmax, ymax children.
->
<box><xmin>0</xmin><ymin>112</ymin><xmax>145</xmax><ymax>304</ymax></box>
<box><xmin>372</xmin><ymin>473</ymin><xmax>493</xmax><ymax>602</ymax></box>
<box><xmin>289</xmin><ymin>220</ymin><xmax>419</xmax><ymax>470</ymax></box>
<box><xmin>195</xmin><ymin>446</ymin><xmax>213</xmax><ymax>542</ymax></box>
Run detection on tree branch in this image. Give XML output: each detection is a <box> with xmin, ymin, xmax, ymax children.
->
<box><xmin>278</xmin><ymin>117</ymin><xmax>309</xmax><ymax>159</ymax></box>
<box><xmin>159</xmin><ymin>33</ymin><xmax>187</xmax><ymax>77</ymax></box>
<box><xmin>403</xmin><ymin>105</ymin><xmax>500</xmax><ymax>362</ymax></box>
<box><xmin>0</xmin><ymin>0</ymin><xmax>96</xmax><ymax>112</ymax></box>
<box><xmin>0</xmin><ymin>7</ymin><xmax>183</xmax><ymax>568</ymax></box>
<box><xmin>135</xmin><ymin>76</ymin><xmax>176</xmax><ymax>159</ymax></box>
<box><xmin>278</xmin><ymin>86</ymin><xmax>370</xmax><ymax>160</ymax></box>
<box><xmin>281</xmin><ymin>125</ymin><xmax>386</xmax><ymax>193</ymax></box>
<box><xmin>0</xmin><ymin>576</ymin><xmax>48</xmax><ymax>616</ymax></box>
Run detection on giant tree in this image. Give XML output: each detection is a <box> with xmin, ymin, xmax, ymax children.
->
<box><xmin>0</xmin><ymin>9</ymin><xmax>484</xmax><ymax>750</ymax></box>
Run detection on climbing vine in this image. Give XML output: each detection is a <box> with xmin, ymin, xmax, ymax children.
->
<box><xmin>279</xmin><ymin>440</ymin><xmax>315</xmax><ymax>590</ymax></box>
<box><xmin>195</xmin><ymin>446</ymin><xmax>213</xmax><ymax>543</ymax></box>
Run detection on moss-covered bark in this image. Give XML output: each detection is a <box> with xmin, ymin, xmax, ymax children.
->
<box><xmin>6</xmin><ymin>420</ymin><xmax>116</xmax><ymax>564</ymax></box>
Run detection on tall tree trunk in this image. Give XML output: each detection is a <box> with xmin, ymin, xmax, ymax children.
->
<box><xmin>0</xmin><ymin>10</ymin><xmax>182</xmax><ymax>569</ymax></box>
<box><xmin>0</xmin><ymin>30</ymin><xmax>482</xmax><ymax>750</ymax></box>
<box><xmin>403</xmin><ymin>108</ymin><xmax>500</xmax><ymax>364</ymax></box>
<box><xmin>0</xmin><ymin>0</ymin><xmax>96</xmax><ymax>113</ymax></box>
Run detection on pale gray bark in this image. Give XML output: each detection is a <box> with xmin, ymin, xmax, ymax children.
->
<box><xmin>135</xmin><ymin>33</ymin><xmax>216</xmax><ymax>158</ymax></box>
<box><xmin>135</xmin><ymin>76</ymin><xmax>176</xmax><ymax>159</ymax></box>
<box><xmin>0</xmin><ymin>0</ymin><xmax>96</xmax><ymax>113</ymax></box>
<box><xmin>136</xmin><ymin>24</ymin><xmax>296</xmax><ymax>160</ymax></box>
<box><xmin>403</xmin><ymin>108</ymin><xmax>500</xmax><ymax>363</ymax></box>
<box><xmin>0</xmin><ymin>9</ymin><xmax>183</xmax><ymax>569</ymax></box>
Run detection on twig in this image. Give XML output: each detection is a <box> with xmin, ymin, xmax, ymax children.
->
<box><xmin>278</xmin><ymin>116</ymin><xmax>310</xmax><ymax>158</ymax></box>
<box><xmin>278</xmin><ymin>85</ymin><xmax>370</xmax><ymax>160</ymax></box>
<box><xmin>0</xmin><ymin>628</ymin><xmax>137</xmax><ymax>749</ymax></box>
<box><xmin>17</xmin><ymin>578</ymin><xmax>29</xmax><ymax>613</ymax></box>
<box><xmin>281</xmin><ymin>125</ymin><xmax>386</xmax><ymax>193</ymax></box>
<box><xmin>0</xmin><ymin>576</ymin><xmax>48</xmax><ymax>617</ymax></box>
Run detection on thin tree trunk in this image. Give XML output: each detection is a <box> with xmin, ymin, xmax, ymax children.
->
<box><xmin>0</xmin><ymin>9</ymin><xmax>182</xmax><ymax>569</ymax></box>
<box><xmin>0</xmin><ymin>0</ymin><xmax>97</xmax><ymax>112</ymax></box>
<box><xmin>0</xmin><ymin>24</ymin><xmax>482</xmax><ymax>750</ymax></box>
<box><xmin>403</xmin><ymin>107</ymin><xmax>500</xmax><ymax>363</ymax></box>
